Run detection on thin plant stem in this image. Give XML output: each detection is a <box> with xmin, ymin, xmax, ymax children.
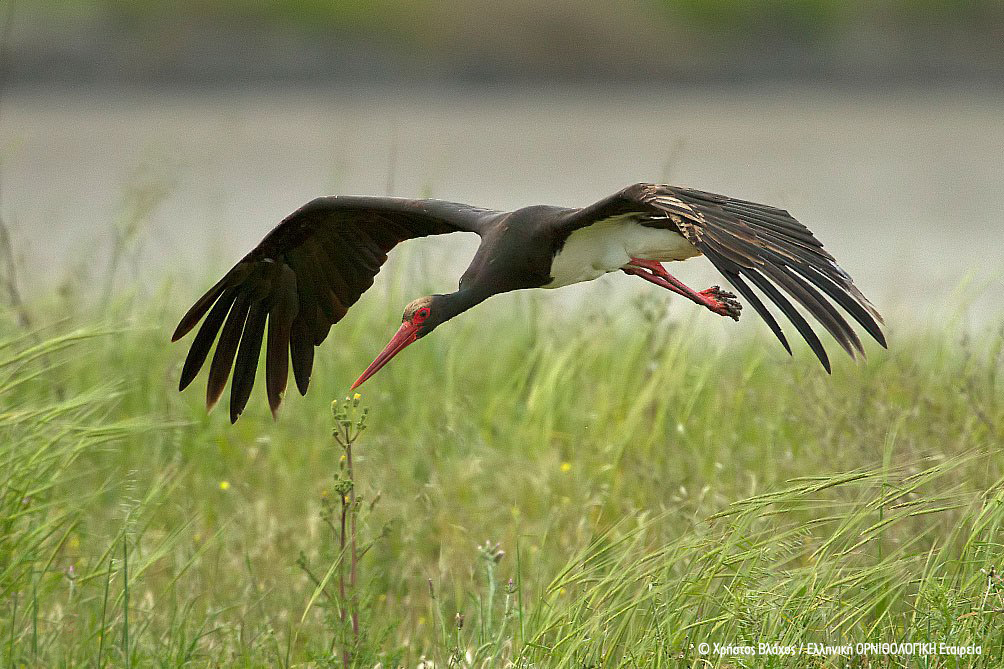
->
<box><xmin>96</xmin><ymin>554</ymin><xmax>113</xmax><ymax>669</ymax></box>
<box><xmin>347</xmin><ymin>427</ymin><xmax>359</xmax><ymax>640</ymax></box>
<box><xmin>332</xmin><ymin>402</ymin><xmax>365</xmax><ymax>668</ymax></box>
<box><xmin>121</xmin><ymin>534</ymin><xmax>130</xmax><ymax>669</ymax></box>
<box><xmin>338</xmin><ymin>480</ymin><xmax>349</xmax><ymax>669</ymax></box>
<box><xmin>8</xmin><ymin>592</ymin><xmax>17</xmax><ymax>669</ymax></box>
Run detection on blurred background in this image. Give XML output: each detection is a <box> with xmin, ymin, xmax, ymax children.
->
<box><xmin>4</xmin><ymin>5</ymin><xmax>1004</xmax><ymax>664</ymax></box>
<box><xmin>2</xmin><ymin>0</ymin><xmax>1003</xmax><ymax>323</ymax></box>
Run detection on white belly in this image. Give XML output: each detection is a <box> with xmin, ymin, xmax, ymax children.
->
<box><xmin>545</xmin><ymin>216</ymin><xmax>701</xmax><ymax>289</ymax></box>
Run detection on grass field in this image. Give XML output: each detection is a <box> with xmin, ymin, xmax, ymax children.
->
<box><xmin>1</xmin><ymin>256</ymin><xmax>1003</xmax><ymax>667</ymax></box>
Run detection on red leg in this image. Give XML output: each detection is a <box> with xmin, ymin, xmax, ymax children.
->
<box><xmin>621</xmin><ymin>262</ymin><xmax>695</xmax><ymax>300</ymax></box>
<box><xmin>622</xmin><ymin>258</ymin><xmax>742</xmax><ymax>321</ymax></box>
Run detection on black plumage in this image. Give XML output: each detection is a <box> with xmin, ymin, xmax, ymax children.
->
<box><xmin>630</xmin><ymin>185</ymin><xmax>885</xmax><ymax>367</ymax></box>
<box><xmin>174</xmin><ymin>184</ymin><xmax>885</xmax><ymax>422</ymax></box>
<box><xmin>174</xmin><ymin>197</ymin><xmax>498</xmax><ymax>420</ymax></box>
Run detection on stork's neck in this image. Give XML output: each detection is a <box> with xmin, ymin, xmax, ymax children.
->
<box><xmin>437</xmin><ymin>285</ymin><xmax>493</xmax><ymax>323</ymax></box>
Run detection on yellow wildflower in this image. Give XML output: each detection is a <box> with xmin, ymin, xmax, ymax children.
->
<box><xmin>219</xmin><ymin>480</ymin><xmax>231</xmax><ymax>491</ymax></box>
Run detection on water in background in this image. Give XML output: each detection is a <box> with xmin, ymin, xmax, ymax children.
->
<box><xmin>4</xmin><ymin>86</ymin><xmax>1002</xmax><ymax>328</ymax></box>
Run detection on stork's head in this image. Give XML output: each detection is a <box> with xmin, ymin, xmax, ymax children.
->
<box><xmin>350</xmin><ymin>295</ymin><xmax>445</xmax><ymax>390</ymax></box>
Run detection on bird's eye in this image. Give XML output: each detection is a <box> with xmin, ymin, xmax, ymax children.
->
<box><xmin>413</xmin><ymin>307</ymin><xmax>430</xmax><ymax>324</ymax></box>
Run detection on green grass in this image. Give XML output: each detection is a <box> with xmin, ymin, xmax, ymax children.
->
<box><xmin>40</xmin><ymin>0</ymin><xmax>1004</xmax><ymax>40</ymax></box>
<box><xmin>1</xmin><ymin>267</ymin><xmax>1003</xmax><ymax>667</ymax></box>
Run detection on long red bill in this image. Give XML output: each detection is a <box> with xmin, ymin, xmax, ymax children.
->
<box><xmin>350</xmin><ymin>321</ymin><xmax>420</xmax><ymax>390</ymax></box>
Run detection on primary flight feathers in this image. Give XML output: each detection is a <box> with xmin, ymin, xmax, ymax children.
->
<box><xmin>174</xmin><ymin>184</ymin><xmax>885</xmax><ymax>422</ymax></box>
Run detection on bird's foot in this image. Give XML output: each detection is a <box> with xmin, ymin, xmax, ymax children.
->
<box><xmin>699</xmin><ymin>286</ymin><xmax>742</xmax><ymax>321</ymax></box>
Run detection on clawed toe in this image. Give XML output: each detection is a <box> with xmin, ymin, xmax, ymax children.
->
<box><xmin>700</xmin><ymin>286</ymin><xmax>742</xmax><ymax>321</ymax></box>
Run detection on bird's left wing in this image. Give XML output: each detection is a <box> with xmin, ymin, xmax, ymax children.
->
<box><xmin>560</xmin><ymin>183</ymin><xmax>886</xmax><ymax>370</ymax></box>
<box><xmin>173</xmin><ymin>196</ymin><xmax>500</xmax><ymax>422</ymax></box>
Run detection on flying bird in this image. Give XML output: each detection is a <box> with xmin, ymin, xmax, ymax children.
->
<box><xmin>173</xmin><ymin>183</ymin><xmax>885</xmax><ymax>422</ymax></box>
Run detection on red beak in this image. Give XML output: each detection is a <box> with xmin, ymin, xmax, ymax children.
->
<box><xmin>350</xmin><ymin>321</ymin><xmax>421</xmax><ymax>390</ymax></box>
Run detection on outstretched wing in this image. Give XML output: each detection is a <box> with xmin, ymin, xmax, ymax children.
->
<box><xmin>564</xmin><ymin>183</ymin><xmax>886</xmax><ymax>370</ymax></box>
<box><xmin>173</xmin><ymin>196</ymin><xmax>500</xmax><ymax>422</ymax></box>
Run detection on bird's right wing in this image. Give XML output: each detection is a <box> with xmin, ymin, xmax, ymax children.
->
<box><xmin>172</xmin><ymin>196</ymin><xmax>500</xmax><ymax>422</ymax></box>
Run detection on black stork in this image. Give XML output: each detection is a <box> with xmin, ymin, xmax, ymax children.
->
<box><xmin>173</xmin><ymin>183</ymin><xmax>885</xmax><ymax>422</ymax></box>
